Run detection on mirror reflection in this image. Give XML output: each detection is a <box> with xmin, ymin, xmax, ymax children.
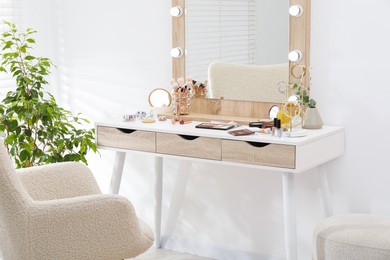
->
<box><xmin>185</xmin><ymin>0</ymin><xmax>289</xmax><ymax>97</ymax></box>
<box><xmin>208</xmin><ymin>61</ymin><xmax>287</xmax><ymax>102</ymax></box>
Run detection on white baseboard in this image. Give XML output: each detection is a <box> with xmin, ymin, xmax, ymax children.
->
<box><xmin>161</xmin><ymin>235</ymin><xmax>283</xmax><ymax>260</ymax></box>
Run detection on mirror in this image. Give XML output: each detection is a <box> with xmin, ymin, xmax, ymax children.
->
<box><xmin>148</xmin><ymin>88</ymin><xmax>172</xmax><ymax>107</ymax></box>
<box><xmin>171</xmin><ymin>0</ymin><xmax>311</xmax><ymax>103</ymax></box>
<box><xmin>185</xmin><ymin>0</ymin><xmax>289</xmax><ymax>82</ymax></box>
<box><xmin>268</xmin><ymin>105</ymin><xmax>280</xmax><ymax>120</ymax></box>
<box><xmin>148</xmin><ymin>88</ymin><xmax>172</xmax><ymax>116</ymax></box>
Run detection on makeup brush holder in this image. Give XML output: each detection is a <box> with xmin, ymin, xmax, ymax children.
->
<box><xmin>193</xmin><ymin>87</ymin><xmax>207</xmax><ymax>98</ymax></box>
<box><xmin>172</xmin><ymin>91</ymin><xmax>192</xmax><ymax>115</ymax></box>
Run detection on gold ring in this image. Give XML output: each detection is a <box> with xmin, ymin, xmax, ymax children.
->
<box><xmin>290</xmin><ymin>64</ymin><xmax>307</xmax><ymax>79</ymax></box>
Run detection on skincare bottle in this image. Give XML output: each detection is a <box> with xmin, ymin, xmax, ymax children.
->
<box><xmin>273</xmin><ymin>118</ymin><xmax>282</xmax><ymax>138</ymax></box>
<box><xmin>272</xmin><ymin>118</ymin><xmax>278</xmax><ymax>136</ymax></box>
<box><xmin>276</xmin><ymin>119</ymin><xmax>282</xmax><ymax>138</ymax></box>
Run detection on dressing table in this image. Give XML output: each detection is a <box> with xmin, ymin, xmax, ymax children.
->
<box><xmin>96</xmin><ymin>0</ymin><xmax>339</xmax><ymax>259</ymax></box>
<box><xmin>95</xmin><ymin>120</ymin><xmax>344</xmax><ymax>260</ymax></box>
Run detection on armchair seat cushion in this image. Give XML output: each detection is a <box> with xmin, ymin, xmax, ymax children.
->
<box><xmin>314</xmin><ymin>214</ymin><xmax>390</xmax><ymax>260</ymax></box>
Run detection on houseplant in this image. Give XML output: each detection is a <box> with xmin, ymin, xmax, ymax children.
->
<box><xmin>290</xmin><ymin>82</ymin><xmax>323</xmax><ymax>129</ymax></box>
<box><xmin>0</xmin><ymin>21</ymin><xmax>97</xmax><ymax>168</ymax></box>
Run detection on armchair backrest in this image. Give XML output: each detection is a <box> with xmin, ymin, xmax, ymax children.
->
<box><xmin>0</xmin><ymin>140</ymin><xmax>32</xmax><ymax>258</ymax></box>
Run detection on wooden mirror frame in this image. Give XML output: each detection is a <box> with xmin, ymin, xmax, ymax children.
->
<box><xmin>171</xmin><ymin>0</ymin><xmax>311</xmax><ymax>123</ymax></box>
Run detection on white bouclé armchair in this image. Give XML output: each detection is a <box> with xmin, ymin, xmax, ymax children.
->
<box><xmin>0</xmin><ymin>140</ymin><xmax>153</xmax><ymax>260</ymax></box>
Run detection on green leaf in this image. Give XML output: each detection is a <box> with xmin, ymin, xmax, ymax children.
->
<box><xmin>23</xmin><ymin>143</ymin><xmax>32</xmax><ymax>153</ymax></box>
<box><xmin>12</xmin><ymin>70</ymin><xmax>21</xmax><ymax>77</ymax></box>
<box><xmin>308</xmin><ymin>99</ymin><xmax>316</xmax><ymax>108</ymax></box>
<box><xmin>47</xmin><ymin>107</ymin><xmax>54</xmax><ymax>114</ymax></box>
<box><xmin>23</xmin><ymin>77</ymin><xmax>31</xmax><ymax>83</ymax></box>
<box><xmin>3</xmin><ymin>52</ymin><xmax>17</xmax><ymax>58</ymax></box>
<box><xmin>25</xmin><ymin>55</ymin><xmax>35</xmax><ymax>60</ymax></box>
<box><xmin>2</xmin><ymin>41</ymin><xmax>13</xmax><ymax>50</ymax></box>
<box><xmin>9</xmin><ymin>120</ymin><xmax>18</xmax><ymax>131</ymax></box>
<box><xmin>26</xmin><ymin>38</ymin><xmax>35</xmax><ymax>43</ymax></box>
<box><xmin>5</xmin><ymin>134</ymin><xmax>17</xmax><ymax>143</ymax></box>
<box><xmin>19</xmin><ymin>149</ymin><xmax>30</xmax><ymax>161</ymax></box>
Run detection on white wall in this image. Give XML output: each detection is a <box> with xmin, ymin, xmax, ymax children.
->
<box><xmin>21</xmin><ymin>0</ymin><xmax>390</xmax><ymax>259</ymax></box>
<box><xmin>311</xmin><ymin>0</ymin><xmax>390</xmax><ymax>215</ymax></box>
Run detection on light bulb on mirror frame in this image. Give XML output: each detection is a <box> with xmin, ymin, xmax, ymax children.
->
<box><xmin>288</xmin><ymin>50</ymin><xmax>302</xmax><ymax>62</ymax></box>
<box><xmin>170</xmin><ymin>6</ymin><xmax>183</xmax><ymax>17</ymax></box>
<box><xmin>170</xmin><ymin>47</ymin><xmax>183</xmax><ymax>58</ymax></box>
<box><xmin>289</xmin><ymin>5</ymin><xmax>303</xmax><ymax>17</ymax></box>
<box><xmin>288</xmin><ymin>95</ymin><xmax>299</xmax><ymax>104</ymax></box>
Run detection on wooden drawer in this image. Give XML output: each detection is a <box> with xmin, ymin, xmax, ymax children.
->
<box><xmin>156</xmin><ymin>133</ymin><xmax>221</xmax><ymax>160</ymax></box>
<box><xmin>222</xmin><ymin>140</ymin><xmax>295</xmax><ymax>169</ymax></box>
<box><xmin>96</xmin><ymin>126</ymin><xmax>155</xmax><ymax>152</ymax></box>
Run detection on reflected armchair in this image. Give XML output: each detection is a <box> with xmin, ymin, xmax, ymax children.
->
<box><xmin>208</xmin><ymin>61</ymin><xmax>288</xmax><ymax>102</ymax></box>
<box><xmin>0</xmin><ymin>140</ymin><xmax>153</xmax><ymax>259</ymax></box>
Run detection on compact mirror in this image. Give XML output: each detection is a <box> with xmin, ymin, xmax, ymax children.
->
<box><xmin>268</xmin><ymin>105</ymin><xmax>280</xmax><ymax>120</ymax></box>
<box><xmin>148</xmin><ymin>88</ymin><xmax>172</xmax><ymax>107</ymax></box>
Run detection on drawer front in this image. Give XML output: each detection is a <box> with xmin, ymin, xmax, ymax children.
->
<box><xmin>96</xmin><ymin>126</ymin><xmax>155</xmax><ymax>152</ymax></box>
<box><xmin>222</xmin><ymin>140</ymin><xmax>295</xmax><ymax>169</ymax></box>
<box><xmin>156</xmin><ymin>133</ymin><xmax>221</xmax><ymax>160</ymax></box>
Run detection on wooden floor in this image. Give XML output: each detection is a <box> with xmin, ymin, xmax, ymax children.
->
<box><xmin>132</xmin><ymin>248</ymin><xmax>215</xmax><ymax>260</ymax></box>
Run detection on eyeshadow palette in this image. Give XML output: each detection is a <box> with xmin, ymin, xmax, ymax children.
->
<box><xmin>227</xmin><ymin>129</ymin><xmax>255</xmax><ymax>136</ymax></box>
<box><xmin>195</xmin><ymin>122</ymin><xmax>235</xmax><ymax>131</ymax></box>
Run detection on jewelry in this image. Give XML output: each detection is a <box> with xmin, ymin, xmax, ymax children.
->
<box><xmin>290</xmin><ymin>63</ymin><xmax>307</xmax><ymax>79</ymax></box>
<box><xmin>123</xmin><ymin>114</ymin><xmax>136</xmax><ymax>122</ymax></box>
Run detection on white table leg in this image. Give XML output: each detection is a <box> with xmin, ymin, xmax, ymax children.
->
<box><xmin>109</xmin><ymin>151</ymin><xmax>126</xmax><ymax>194</ymax></box>
<box><xmin>317</xmin><ymin>165</ymin><xmax>333</xmax><ymax>217</ymax></box>
<box><xmin>154</xmin><ymin>156</ymin><xmax>163</xmax><ymax>248</ymax></box>
<box><xmin>282</xmin><ymin>172</ymin><xmax>297</xmax><ymax>260</ymax></box>
<box><xmin>163</xmin><ymin>161</ymin><xmax>191</xmax><ymax>238</ymax></box>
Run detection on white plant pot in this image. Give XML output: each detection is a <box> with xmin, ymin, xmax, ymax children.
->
<box><xmin>303</xmin><ymin>107</ymin><xmax>323</xmax><ymax>129</ymax></box>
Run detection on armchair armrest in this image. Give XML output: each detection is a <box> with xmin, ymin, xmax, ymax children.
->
<box><xmin>17</xmin><ymin>162</ymin><xmax>101</xmax><ymax>201</ymax></box>
<box><xmin>29</xmin><ymin>194</ymin><xmax>154</xmax><ymax>259</ymax></box>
